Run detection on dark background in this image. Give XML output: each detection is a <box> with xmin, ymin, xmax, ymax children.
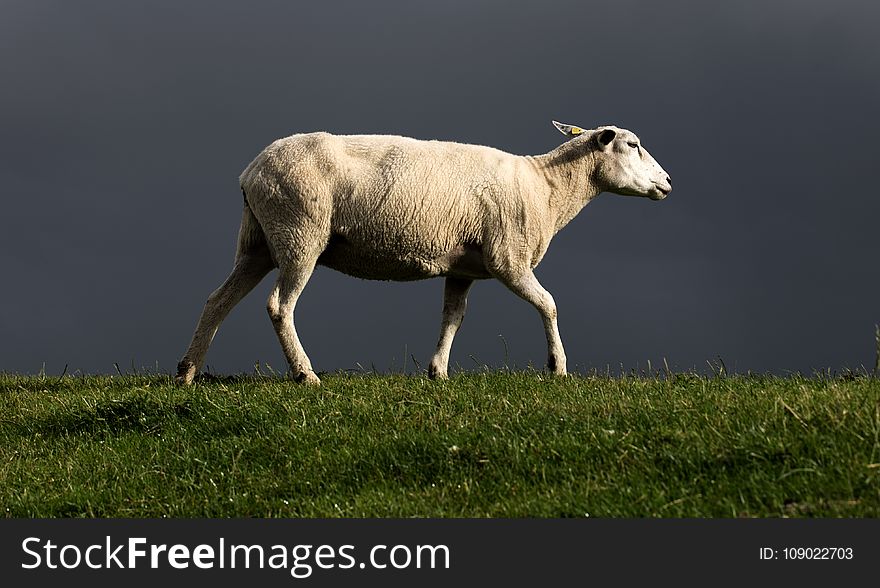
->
<box><xmin>2</xmin><ymin>0</ymin><xmax>878</xmax><ymax>376</ymax></box>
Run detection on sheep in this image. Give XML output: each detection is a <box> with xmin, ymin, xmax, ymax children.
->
<box><xmin>176</xmin><ymin>121</ymin><xmax>672</xmax><ymax>385</ymax></box>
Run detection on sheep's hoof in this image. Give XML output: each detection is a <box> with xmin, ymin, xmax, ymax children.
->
<box><xmin>547</xmin><ymin>354</ymin><xmax>568</xmax><ymax>377</ymax></box>
<box><xmin>175</xmin><ymin>360</ymin><xmax>196</xmax><ymax>385</ymax></box>
<box><xmin>427</xmin><ymin>364</ymin><xmax>448</xmax><ymax>380</ymax></box>
<box><xmin>295</xmin><ymin>370</ymin><xmax>321</xmax><ymax>386</ymax></box>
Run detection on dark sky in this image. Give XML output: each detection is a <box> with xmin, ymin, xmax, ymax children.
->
<box><xmin>2</xmin><ymin>0</ymin><xmax>879</xmax><ymax>376</ymax></box>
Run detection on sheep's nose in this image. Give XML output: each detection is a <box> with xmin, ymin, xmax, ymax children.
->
<box><xmin>666</xmin><ymin>176</ymin><xmax>672</xmax><ymax>186</ymax></box>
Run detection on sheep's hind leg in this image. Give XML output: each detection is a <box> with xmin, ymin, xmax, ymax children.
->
<box><xmin>428</xmin><ymin>277</ymin><xmax>473</xmax><ymax>379</ymax></box>
<box><xmin>496</xmin><ymin>271</ymin><xmax>567</xmax><ymax>376</ymax></box>
<box><xmin>176</xmin><ymin>251</ymin><xmax>274</xmax><ymax>384</ymax></box>
<box><xmin>267</xmin><ymin>256</ymin><xmax>322</xmax><ymax>386</ymax></box>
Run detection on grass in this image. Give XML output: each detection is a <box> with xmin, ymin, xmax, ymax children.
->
<box><xmin>0</xmin><ymin>371</ymin><xmax>878</xmax><ymax>517</ymax></box>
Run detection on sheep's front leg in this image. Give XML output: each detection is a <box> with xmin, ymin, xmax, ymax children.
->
<box><xmin>497</xmin><ymin>271</ymin><xmax>567</xmax><ymax>376</ymax></box>
<box><xmin>428</xmin><ymin>277</ymin><xmax>473</xmax><ymax>379</ymax></box>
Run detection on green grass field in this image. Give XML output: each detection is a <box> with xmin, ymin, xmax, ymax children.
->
<box><xmin>1</xmin><ymin>372</ymin><xmax>878</xmax><ymax>517</ymax></box>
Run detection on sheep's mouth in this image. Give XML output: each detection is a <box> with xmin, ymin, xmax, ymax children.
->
<box><xmin>651</xmin><ymin>184</ymin><xmax>671</xmax><ymax>200</ymax></box>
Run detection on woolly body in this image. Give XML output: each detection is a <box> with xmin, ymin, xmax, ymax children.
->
<box><xmin>241</xmin><ymin>133</ymin><xmax>561</xmax><ymax>282</ymax></box>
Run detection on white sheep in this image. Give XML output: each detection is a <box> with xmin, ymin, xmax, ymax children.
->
<box><xmin>176</xmin><ymin>121</ymin><xmax>672</xmax><ymax>385</ymax></box>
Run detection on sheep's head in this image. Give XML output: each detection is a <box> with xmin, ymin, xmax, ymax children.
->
<box><xmin>552</xmin><ymin>121</ymin><xmax>672</xmax><ymax>200</ymax></box>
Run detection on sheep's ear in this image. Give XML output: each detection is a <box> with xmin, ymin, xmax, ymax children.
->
<box><xmin>596</xmin><ymin>128</ymin><xmax>617</xmax><ymax>148</ymax></box>
<box><xmin>552</xmin><ymin>120</ymin><xmax>587</xmax><ymax>138</ymax></box>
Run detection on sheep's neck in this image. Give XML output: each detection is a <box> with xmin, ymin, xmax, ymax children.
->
<box><xmin>526</xmin><ymin>149</ymin><xmax>601</xmax><ymax>234</ymax></box>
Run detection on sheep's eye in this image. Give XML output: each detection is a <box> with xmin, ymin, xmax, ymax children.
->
<box><xmin>627</xmin><ymin>142</ymin><xmax>638</xmax><ymax>149</ymax></box>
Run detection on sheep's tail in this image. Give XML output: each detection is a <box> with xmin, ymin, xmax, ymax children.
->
<box><xmin>236</xmin><ymin>190</ymin><xmax>269</xmax><ymax>257</ymax></box>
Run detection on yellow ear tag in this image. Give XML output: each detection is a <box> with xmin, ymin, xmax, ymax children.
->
<box><xmin>570</xmin><ymin>127</ymin><xmax>584</xmax><ymax>135</ymax></box>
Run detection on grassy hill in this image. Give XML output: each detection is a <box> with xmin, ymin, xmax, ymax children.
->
<box><xmin>1</xmin><ymin>372</ymin><xmax>877</xmax><ymax>517</ymax></box>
